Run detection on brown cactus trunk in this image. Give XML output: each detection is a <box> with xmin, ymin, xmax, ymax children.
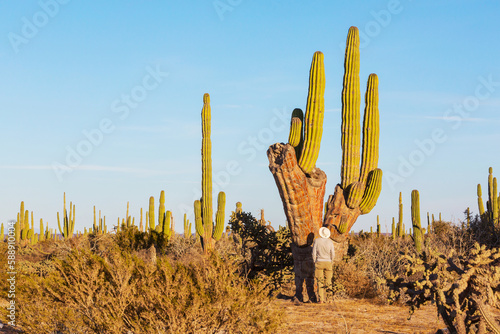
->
<box><xmin>268</xmin><ymin>143</ymin><xmax>358</xmax><ymax>300</ymax></box>
<box><xmin>267</xmin><ymin>143</ymin><xmax>326</xmax><ymax>246</ymax></box>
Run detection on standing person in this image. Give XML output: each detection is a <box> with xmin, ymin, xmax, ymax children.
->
<box><xmin>312</xmin><ymin>227</ymin><xmax>335</xmax><ymax>303</ymax></box>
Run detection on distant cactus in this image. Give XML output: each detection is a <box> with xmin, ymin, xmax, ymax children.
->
<box><xmin>391</xmin><ymin>217</ymin><xmax>395</xmax><ymax>240</ymax></box>
<box><xmin>235</xmin><ymin>202</ymin><xmax>242</xmax><ymax>214</ymax></box>
<box><xmin>411</xmin><ymin>190</ymin><xmax>423</xmax><ymax>253</ymax></box>
<box><xmin>477</xmin><ymin>167</ymin><xmax>499</xmax><ymax>226</ymax></box>
<box><xmin>183</xmin><ymin>213</ymin><xmax>192</xmax><ymax>238</ymax></box>
<box><xmin>397</xmin><ymin>192</ymin><xmax>403</xmax><ymax>237</ymax></box>
<box><xmin>148</xmin><ymin>196</ymin><xmax>155</xmax><ymax>231</ymax></box>
<box><xmin>57</xmin><ymin>193</ymin><xmax>75</xmax><ymax>240</ymax></box>
<box><xmin>39</xmin><ymin>219</ymin><xmax>45</xmax><ymax>242</ymax></box>
<box><xmin>376</xmin><ymin>215</ymin><xmax>380</xmax><ymax>237</ymax></box>
<box><xmin>93</xmin><ymin>207</ymin><xmax>106</xmax><ymax>234</ymax></box>
<box><xmin>157</xmin><ymin>191</ymin><xmax>172</xmax><ymax>240</ymax></box>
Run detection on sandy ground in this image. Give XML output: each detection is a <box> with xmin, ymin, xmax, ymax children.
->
<box><xmin>275</xmin><ymin>297</ymin><xmax>447</xmax><ymax>334</ymax></box>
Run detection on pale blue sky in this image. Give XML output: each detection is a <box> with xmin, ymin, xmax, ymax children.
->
<box><xmin>1</xmin><ymin>1</ymin><xmax>499</xmax><ymax>233</ymax></box>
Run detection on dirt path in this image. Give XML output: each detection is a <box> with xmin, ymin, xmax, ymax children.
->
<box><xmin>274</xmin><ymin>298</ymin><xmax>446</xmax><ymax>334</ymax></box>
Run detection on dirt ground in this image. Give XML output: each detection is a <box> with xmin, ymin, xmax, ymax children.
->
<box><xmin>0</xmin><ymin>297</ymin><xmax>446</xmax><ymax>334</ymax></box>
<box><xmin>275</xmin><ymin>297</ymin><xmax>447</xmax><ymax>334</ymax></box>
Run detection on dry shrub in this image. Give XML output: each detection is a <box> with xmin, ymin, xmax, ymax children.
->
<box><xmin>15</xmin><ymin>240</ymin><xmax>284</xmax><ymax>333</ymax></box>
<box><xmin>332</xmin><ymin>261</ymin><xmax>377</xmax><ymax>299</ymax></box>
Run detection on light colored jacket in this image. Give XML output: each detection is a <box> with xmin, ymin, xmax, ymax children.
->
<box><xmin>312</xmin><ymin>237</ymin><xmax>335</xmax><ymax>262</ymax></box>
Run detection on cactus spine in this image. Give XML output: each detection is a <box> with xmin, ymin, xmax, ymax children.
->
<box><xmin>411</xmin><ymin>190</ymin><xmax>423</xmax><ymax>253</ymax></box>
<box><xmin>57</xmin><ymin>193</ymin><xmax>75</xmax><ymax>240</ymax></box>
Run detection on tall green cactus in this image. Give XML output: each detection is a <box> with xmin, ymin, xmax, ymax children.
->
<box><xmin>398</xmin><ymin>192</ymin><xmax>403</xmax><ymax>237</ymax></box>
<box><xmin>376</xmin><ymin>215</ymin><xmax>380</xmax><ymax>237</ymax></box>
<box><xmin>148</xmin><ymin>196</ymin><xmax>155</xmax><ymax>231</ymax></box>
<box><xmin>195</xmin><ymin>94</ymin><xmax>226</xmax><ymax>253</ymax></box>
<box><xmin>411</xmin><ymin>190</ymin><xmax>423</xmax><ymax>253</ymax></box>
<box><xmin>391</xmin><ymin>217</ymin><xmax>396</xmax><ymax>240</ymax></box>
<box><xmin>39</xmin><ymin>219</ymin><xmax>45</xmax><ymax>242</ymax></box>
<box><xmin>477</xmin><ymin>167</ymin><xmax>499</xmax><ymax>225</ymax></box>
<box><xmin>57</xmin><ymin>193</ymin><xmax>75</xmax><ymax>240</ymax></box>
<box><xmin>157</xmin><ymin>191</ymin><xmax>172</xmax><ymax>240</ymax></box>
<box><xmin>202</xmin><ymin>93</ymin><xmax>213</xmax><ymax>243</ymax></box>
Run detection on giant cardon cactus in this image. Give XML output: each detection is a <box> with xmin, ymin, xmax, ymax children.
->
<box><xmin>267</xmin><ymin>26</ymin><xmax>382</xmax><ymax>301</ymax></box>
<box><xmin>194</xmin><ymin>93</ymin><xmax>226</xmax><ymax>253</ymax></box>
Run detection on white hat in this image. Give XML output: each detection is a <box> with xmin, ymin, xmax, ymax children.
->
<box><xmin>319</xmin><ymin>227</ymin><xmax>331</xmax><ymax>239</ymax></box>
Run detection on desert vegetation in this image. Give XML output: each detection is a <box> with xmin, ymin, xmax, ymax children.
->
<box><xmin>2</xmin><ymin>24</ymin><xmax>500</xmax><ymax>334</ymax></box>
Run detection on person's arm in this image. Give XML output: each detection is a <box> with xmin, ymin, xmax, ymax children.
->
<box><xmin>330</xmin><ymin>241</ymin><xmax>335</xmax><ymax>262</ymax></box>
<box><xmin>312</xmin><ymin>240</ymin><xmax>317</xmax><ymax>263</ymax></box>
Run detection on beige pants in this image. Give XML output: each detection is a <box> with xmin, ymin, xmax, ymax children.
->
<box><xmin>315</xmin><ymin>261</ymin><xmax>333</xmax><ymax>302</ymax></box>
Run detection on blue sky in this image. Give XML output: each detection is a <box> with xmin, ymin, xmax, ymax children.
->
<box><xmin>0</xmin><ymin>1</ymin><xmax>499</xmax><ymax>234</ymax></box>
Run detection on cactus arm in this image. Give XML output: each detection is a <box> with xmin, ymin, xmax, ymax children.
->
<box><xmin>358</xmin><ymin>168</ymin><xmax>383</xmax><ymax>214</ymax></box>
<box><xmin>194</xmin><ymin>200</ymin><xmax>203</xmax><ymax>238</ymax></box>
<box><xmin>359</xmin><ymin>73</ymin><xmax>380</xmax><ymax>185</ymax></box>
<box><xmin>341</xmin><ymin>26</ymin><xmax>361</xmax><ymax>189</ymax></box>
<box><xmin>213</xmin><ymin>191</ymin><xmax>226</xmax><ymax>241</ymax></box>
<box><xmin>297</xmin><ymin>52</ymin><xmax>325</xmax><ymax>174</ymax></box>
<box><xmin>159</xmin><ymin>191</ymin><xmax>166</xmax><ymax>231</ymax></box>
<box><xmin>288</xmin><ymin>117</ymin><xmax>302</xmax><ymax>147</ymax></box>
<box><xmin>164</xmin><ymin>210</ymin><xmax>171</xmax><ymax>238</ymax></box>
<box><xmin>392</xmin><ymin>217</ymin><xmax>396</xmax><ymax>240</ymax></box>
<box><xmin>288</xmin><ymin>108</ymin><xmax>304</xmax><ymax>159</ymax></box>
<box><xmin>57</xmin><ymin>212</ymin><xmax>63</xmax><ymax>238</ymax></box>
<box><xmin>493</xmin><ymin>177</ymin><xmax>498</xmax><ymax>225</ymax></box>
<box><xmin>70</xmin><ymin>203</ymin><xmax>75</xmax><ymax>238</ymax></box>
